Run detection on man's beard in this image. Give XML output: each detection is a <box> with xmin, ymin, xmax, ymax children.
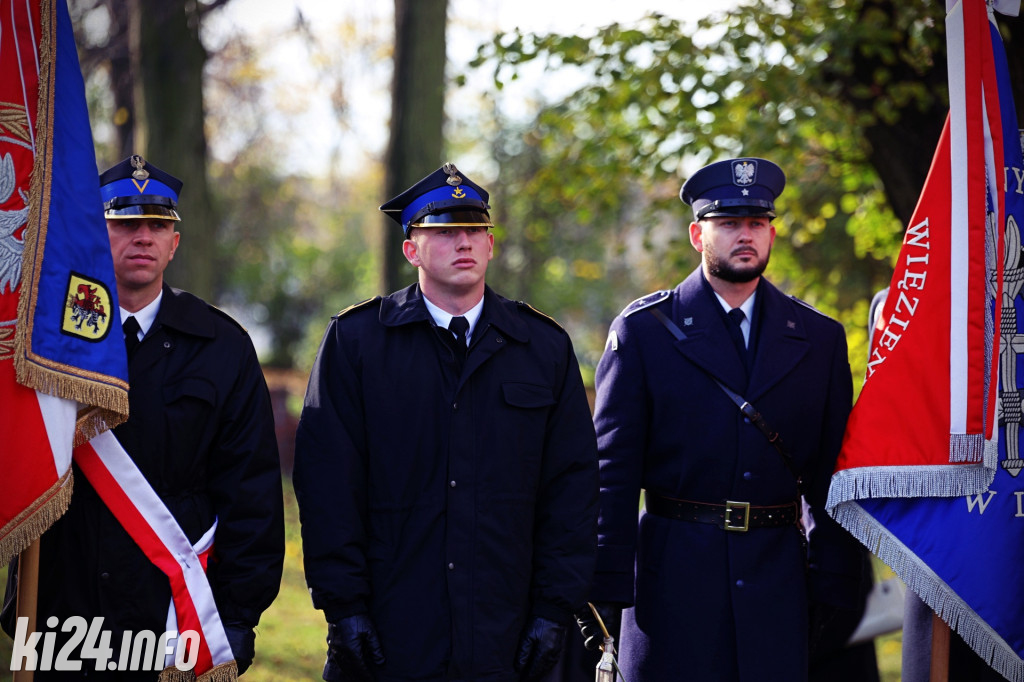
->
<box><xmin>704</xmin><ymin>245</ymin><xmax>770</xmax><ymax>283</ymax></box>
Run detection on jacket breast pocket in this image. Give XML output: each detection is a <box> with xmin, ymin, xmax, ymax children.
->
<box><xmin>162</xmin><ymin>377</ymin><xmax>217</xmax><ymax>456</ymax></box>
<box><xmin>500</xmin><ymin>383</ymin><xmax>556</xmax><ymax>473</ymax></box>
<box><xmin>501</xmin><ymin>382</ymin><xmax>556</xmax><ymax>409</ymax></box>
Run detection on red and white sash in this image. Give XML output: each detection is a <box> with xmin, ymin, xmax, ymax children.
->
<box><xmin>73</xmin><ymin>430</ymin><xmax>236</xmax><ymax>680</ymax></box>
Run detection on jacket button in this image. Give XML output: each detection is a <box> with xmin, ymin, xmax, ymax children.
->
<box><xmin>448</xmin><ymin>563</ymin><xmax>455</xmax><ymax>570</ymax></box>
<box><xmin>163</xmin><ymin>341</ymin><xmax>171</xmax><ymax>348</ymax></box>
<box><xmin>743</xmin><ymin>471</ymin><xmax>753</xmax><ymax>480</ymax></box>
<box><xmin>449</xmin><ymin>480</ymin><xmax>457</xmax><ymax>488</ymax></box>
<box><xmin>100</xmin><ymin>572</ymin><xmax>110</xmax><ymax>580</ymax></box>
<box><xmin>496</xmin><ymin>337</ymin><xmax>504</xmax><ymax>344</ymax></box>
<box><xmin>736</xmin><ymin>579</ymin><xmax>745</xmax><ymax>588</ymax></box>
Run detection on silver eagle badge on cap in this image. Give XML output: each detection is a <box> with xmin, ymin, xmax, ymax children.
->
<box><xmin>732</xmin><ymin>160</ymin><xmax>756</xmax><ymax>186</ymax></box>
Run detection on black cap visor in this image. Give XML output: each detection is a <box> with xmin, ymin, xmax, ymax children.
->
<box><xmin>407</xmin><ymin>209</ymin><xmax>492</xmax><ymax>231</ymax></box>
<box><xmin>104</xmin><ymin>195</ymin><xmax>180</xmax><ymax>221</ymax></box>
<box><xmin>696</xmin><ymin>198</ymin><xmax>776</xmax><ymax>221</ymax></box>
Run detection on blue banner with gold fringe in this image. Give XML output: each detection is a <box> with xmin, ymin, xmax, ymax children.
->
<box><xmin>13</xmin><ymin>0</ymin><xmax>129</xmax><ymax>430</ymax></box>
<box><xmin>0</xmin><ymin>0</ymin><xmax>127</xmax><ymax>566</ymax></box>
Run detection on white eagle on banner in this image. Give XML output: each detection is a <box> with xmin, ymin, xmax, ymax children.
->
<box><xmin>0</xmin><ymin>152</ymin><xmax>27</xmax><ymax>295</ymax></box>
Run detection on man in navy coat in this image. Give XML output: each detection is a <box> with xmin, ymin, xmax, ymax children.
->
<box><xmin>577</xmin><ymin>158</ymin><xmax>863</xmax><ymax>681</ymax></box>
<box><xmin>294</xmin><ymin>163</ymin><xmax>598</xmax><ymax>682</ymax></box>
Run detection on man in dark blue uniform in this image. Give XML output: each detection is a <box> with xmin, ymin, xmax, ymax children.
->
<box><xmin>294</xmin><ymin>163</ymin><xmax>599</xmax><ymax>682</ymax></box>
<box><xmin>577</xmin><ymin>158</ymin><xmax>863</xmax><ymax>681</ymax></box>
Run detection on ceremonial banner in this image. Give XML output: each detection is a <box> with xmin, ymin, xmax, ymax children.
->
<box><xmin>827</xmin><ymin>1</ymin><xmax>1024</xmax><ymax>678</ymax></box>
<box><xmin>0</xmin><ymin>0</ymin><xmax>128</xmax><ymax>565</ymax></box>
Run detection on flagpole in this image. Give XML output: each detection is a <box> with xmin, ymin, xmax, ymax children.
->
<box><xmin>929</xmin><ymin>611</ymin><xmax>950</xmax><ymax>682</ymax></box>
<box><xmin>13</xmin><ymin>538</ymin><xmax>39</xmax><ymax>682</ymax></box>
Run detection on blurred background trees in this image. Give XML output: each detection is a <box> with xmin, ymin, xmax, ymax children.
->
<box><xmin>65</xmin><ymin>0</ymin><xmax>1024</xmax><ymax>387</ymax></box>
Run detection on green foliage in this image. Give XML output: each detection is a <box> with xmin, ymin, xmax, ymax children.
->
<box><xmin>463</xmin><ymin>1</ymin><xmax>949</xmax><ymax>372</ymax></box>
<box><xmin>241</xmin><ymin>479</ymin><xmax>324</xmax><ymax>681</ymax></box>
<box><xmin>213</xmin><ymin>162</ymin><xmax>380</xmax><ymax>371</ymax></box>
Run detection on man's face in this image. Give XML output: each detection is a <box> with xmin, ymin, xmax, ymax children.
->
<box><xmin>403</xmin><ymin>224</ymin><xmax>494</xmax><ymax>297</ymax></box>
<box><xmin>689</xmin><ymin>215</ymin><xmax>776</xmax><ymax>283</ymax></box>
<box><xmin>106</xmin><ymin>218</ymin><xmax>180</xmax><ymax>292</ymax></box>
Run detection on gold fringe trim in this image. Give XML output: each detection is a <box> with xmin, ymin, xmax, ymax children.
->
<box><xmin>11</xmin><ymin>0</ymin><xmax>129</xmax><ymax>428</ymax></box>
<box><xmin>74</xmin><ymin>405</ymin><xmax>127</xmax><ymax>447</ymax></box>
<box><xmin>0</xmin><ymin>469</ymin><xmax>72</xmax><ymax>566</ymax></box>
<box><xmin>14</xmin><ymin>361</ymin><xmax>130</xmax><ymax>434</ymax></box>
<box><xmin>159</xmin><ymin>660</ymin><xmax>237</xmax><ymax>682</ymax></box>
<box><xmin>158</xmin><ymin>665</ymin><xmax>193</xmax><ymax>682</ymax></box>
<box><xmin>197</xmin><ymin>661</ymin><xmax>238</xmax><ymax>682</ymax></box>
<box><xmin>14</xmin><ymin>0</ymin><xmax>55</xmax><ymax>391</ymax></box>
<box><xmin>158</xmin><ymin>666</ymin><xmax>190</xmax><ymax>682</ymax></box>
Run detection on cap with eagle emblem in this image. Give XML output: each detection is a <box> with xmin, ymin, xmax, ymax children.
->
<box><xmin>380</xmin><ymin>162</ymin><xmax>492</xmax><ymax>237</ymax></box>
<box><xmin>680</xmin><ymin>157</ymin><xmax>786</xmax><ymax>221</ymax></box>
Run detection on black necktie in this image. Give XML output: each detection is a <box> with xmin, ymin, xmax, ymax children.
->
<box><xmin>123</xmin><ymin>316</ymin><xmax>141</xmax><ymax>359</ymax></box>
<box><xmin>727</xmin><ymin>308</ymin><xmax>746</xmax><ymax>348</ymax></box>
<box><xmin>726</xmin><ymin>308</ymin><xmax>750</xmax><ymax>372</ymax></box>
<box><xmin>448</xmin><ymin>316</ymin><xmax>469</xmax><ymax>352</ymax></box>
<box><xmin>444</xmin><ymin>316</ymin><xmax>469</xmax><ymax>371</ymax></box>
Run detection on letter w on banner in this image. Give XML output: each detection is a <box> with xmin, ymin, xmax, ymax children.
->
<box><xmin>0</xmin><ymin>0</ymin><xmax>128</xmax><ymax>565</ymax></box>
<box><xmin>827</xmin><ymin>0</ymin><xmax>1024</xmax><ymax>679</ymax></box>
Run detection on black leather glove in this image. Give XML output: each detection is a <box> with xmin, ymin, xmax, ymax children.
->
<box><xmin>322</xmin><ymin>614</ymin><xmax>386</xmax><ymax>682</ymax></box>
<box><xmin>224</xmin><ymin>623</ymin><xmax>255</xmax><ymax>675</ymax></box>
<box><xmin>514</xmin><ymin>616</ymin><xmax>566</xmax><ymax>682</ymax></box>
<box><xmin>575</xmin><ymin>602</ymin><xmax>622</xmax><ymax>651</ymax></box>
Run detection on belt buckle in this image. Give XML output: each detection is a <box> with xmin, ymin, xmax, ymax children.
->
<box><xmin>724</xmin><ymin>500</ymin><xmax>750</xmax><ymax>532</ymax></box>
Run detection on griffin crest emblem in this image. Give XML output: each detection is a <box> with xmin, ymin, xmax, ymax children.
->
<box><xmin>63</xmin><ymin>273</ymin><xmax>113</xmax><ymax>341</ymax></box>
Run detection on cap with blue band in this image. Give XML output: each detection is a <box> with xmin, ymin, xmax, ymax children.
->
<box><xmin>99</xmin><ymin>155</ymin><xmax>183</xmax><ymax>222</ymax></box>
<box><xmin>381</xmin><ymin>163</ymin><xmax>492</xmax><ymax>236</ymax></box>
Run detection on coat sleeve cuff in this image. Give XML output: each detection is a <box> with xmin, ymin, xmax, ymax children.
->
<box><xmin>530</xmin><ymin>601</ymin><xmax>574</xmax><ymax>626</ymax></box>
<box><xmin>322</xmin><ymin>600</ymin><xmax>369</xmax><ymax>624</ymax></box>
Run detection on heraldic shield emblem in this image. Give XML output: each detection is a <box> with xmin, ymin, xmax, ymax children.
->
<box><xmin>62</xmin><ymin>272</ymin><xmax>113</xmax><ymax>341</ymax></box>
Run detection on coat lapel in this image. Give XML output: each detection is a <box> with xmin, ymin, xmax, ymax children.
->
<box><xmin>667</xmin><ymin>269</ymin><xmax>749</xmax><ymax>394</ymax></box>
<box><xmin>462</xmin><ymin>287</ymin><xmax>527</xmax><ymax>379</ymax></box>
<box><xmin>746</xmin><ymin>280</ymin><xmax>810</xmax><ymax>402</ymax></box>
<box><xmin>132</xmin><ymin>284</ymin><xmax>214</xmax><ymax>371</ymax></box>
<box><xmin>379</xmin><ymin>285</ymin><xmax>527</xmax><ymax>386</ymax></box>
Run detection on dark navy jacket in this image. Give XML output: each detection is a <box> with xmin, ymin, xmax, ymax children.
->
<box><xmin>3</xmin><ymin>284</ymin><xmax>284</xmax><ymax>679</ymax></box>
<box><xmin>294</xmin><ymin>284</ymin><xmax>598</xmax><ymax>682</ymax></box>
<box><xmin>591</xmin><ymin>268</ymin><xmax>860</xmax><ymax>682</ymax></box>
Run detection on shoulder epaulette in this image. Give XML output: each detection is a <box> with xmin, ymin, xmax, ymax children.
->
<box><xmin>516</xmin><ymin>301</ymin><xmax>564</xmax><ymax>330</ymax></box>
<box><xmin>789</xmin><ymin>295</ymin><xmax>832</xmax><ymax>319</ymax></box>
<box><xmin>207</xmin><ymin>304</ymin><xmax>249</xmax><ymax>335</ymax></box>
<box><xmin>336</xmin><ymin>297</ymin><xmax>381</xmax><ymax>318</ymax></box>
<box><xmin>623</xmin><ymin>290</ymin><xmax>670</xmax><ymax>317</ymax></box>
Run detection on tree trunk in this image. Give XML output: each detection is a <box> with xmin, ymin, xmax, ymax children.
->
<box><xmin>131</xmin><ymin>0</ymin><xmax>219</xmax><ymax>301</ymax></box>
<box><xmin>834</xmin><ymin>3</ymin><xmax>1024</xmax><ymax>227</ymax></box>
<box><xmin>381</xmin><ymin>0</ymin><xmax>448</xmax><ymax>294</ymax></box>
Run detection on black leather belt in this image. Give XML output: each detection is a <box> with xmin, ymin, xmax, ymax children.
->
<box><xmin>645</xmin><ymin>491</ymin><xmax>799</xmax><ymax>532</ymax></box>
